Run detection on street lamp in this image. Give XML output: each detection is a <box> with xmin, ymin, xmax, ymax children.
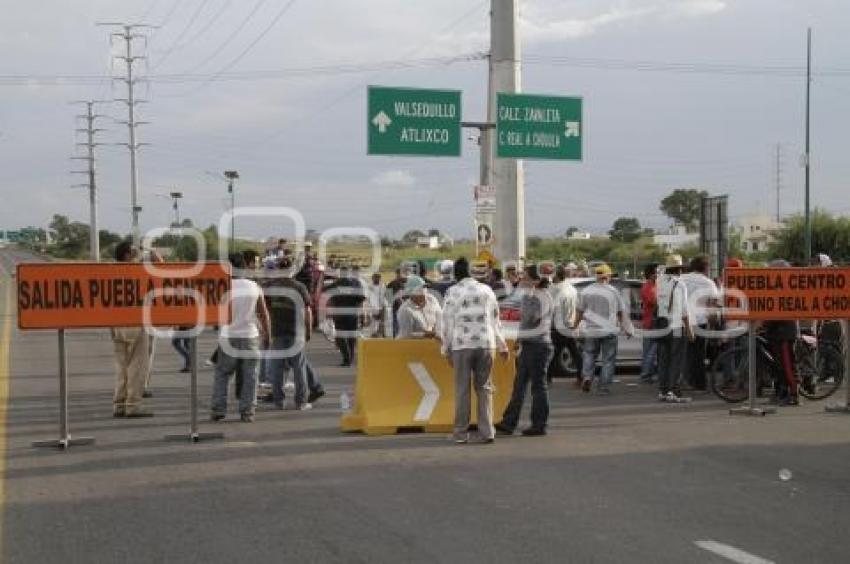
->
<box><xmin>223</xmin><ymin>170</ymin><xmax>239</xmax><ymax>253</ymax></box>
<box><xmin>169</xmin><ymin>191</ymin><xmax>183</xmax><ymax>226</ymax></box>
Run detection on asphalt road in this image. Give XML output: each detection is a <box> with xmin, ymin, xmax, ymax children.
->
<box><xmin>1</xmin><ymin>248</ymin><xmax>850</xmax><ymax>563</ymax></box>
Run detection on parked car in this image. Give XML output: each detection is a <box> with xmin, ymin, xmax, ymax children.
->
<box><xmin>499</xmin><ymin>277</ymin><xmax>644</xmax><ymax>377</ymax></box>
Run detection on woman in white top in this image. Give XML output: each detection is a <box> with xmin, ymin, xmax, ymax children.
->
<box><xmin>396</xmin><ymin>276</ymin><xmax>442</xmax><ymax>339</ymax></box>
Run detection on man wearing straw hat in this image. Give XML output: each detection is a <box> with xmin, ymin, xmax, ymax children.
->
<box><xmin>655</xmin><ymin>254</ymin><xmax>694</xmax><ymax>403</ymax></box>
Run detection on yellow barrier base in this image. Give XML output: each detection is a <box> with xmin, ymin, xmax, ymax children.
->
<box><xmin>340</xmin><ymin>339</ymin><xmax>516</xmax><ymax>436</ymax></box>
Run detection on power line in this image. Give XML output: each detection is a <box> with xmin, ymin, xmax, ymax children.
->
<box><xmin>151</xmin><ymin>0</ymin><xmax>212</xmax><ymax>70</ymax></box>
<box><xmin>179</xmin><ymin>0</ymin><xmax>270</xmax><ymax>74</ymax></box>
<box><xmin>0</xmin><ymin>53</ymin><xmax>485</xmax><ymax>85</ymax></box>
<box><xmin>524</xmin><ymin>54</ymin><xmax>850</xmax><ymax>77</ymax></box>
<box><xmin>154</xmin><ymin>0</ymin><xmax>233</xmax><ymax>62</ymax></box>
<box><xmin>172</xmin><ymin>0</ymin><xmax>298</xmax><ymax>95</ymax></box>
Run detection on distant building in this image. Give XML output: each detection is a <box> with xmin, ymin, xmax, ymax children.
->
<box><xmin>734</xmin><ymin>214</ymin><xmax>784</xmax><ymax>254</ymax></box>
<box><xmin>567</xmin><ymin>231</ymin><xmax>592</xmax><ymax>240</ymax></box>
<box><xmin>416</xmin><ymin>229</ymin><xmax>453</xmax><ymax>250</ymax></box>
<box><xmin>653</xmin><ymin>224</ymin><xmax>699</xmax><ymax>252</ymax></box>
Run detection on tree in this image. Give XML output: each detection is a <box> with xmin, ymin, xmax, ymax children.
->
<box><xmin>401</xmin><ymin>229</ymin><xmax>426</xmax><ymax>243</ymax></box>
<box><xmin>48</xmin><ymin>214</ymin><xmax>90</xmax><ymax>258</ymax></box>
<box><xmin>770</xmin><ymin>209</ymin><xmax>850</xmax><ymax>263</ymax></box>
<box><xmin>609</xmin><ymin>217</ymin><xmax>642</xmax><ymax>243</ymax></box>
<box><xmin>659</xmin><ymin>188</ymin><xmax>708</xmax><ymax>232</ymax></box>
<box><xmin>565</xmin><ymin>226</ymin><xmax>579</xmax><ymax>238</ymax></box>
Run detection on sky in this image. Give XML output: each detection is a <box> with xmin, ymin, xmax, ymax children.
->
<box><xmin>1</xmin><ymin>0</ymin><xmax>849</xmax><ymax>242</ymax></box>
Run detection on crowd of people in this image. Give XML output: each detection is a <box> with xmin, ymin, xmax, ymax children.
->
<box><xmin>108</xmin><ymin>237</ymin><xmax>840</xmax><ymax>435</ymax></box>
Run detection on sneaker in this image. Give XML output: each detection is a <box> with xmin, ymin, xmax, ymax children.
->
<box><xmin>296</xmin><ymin>403</ymin><xmax>313</xmax><ymax>411</ymax></box>
<box><xmin>204</xmin><ymin>359</ymin><xmax>215</xmax><ymax>367</ymax></box>
<box><xmin>454</xmin><ymin>438</ymin><xmax>469</xmax><ymax>444</ymax></box>
<box><xmin>657</xmin><ymin>392</ymin><xmax>668</xmax><ymax>402</ymax></box>
<box><xmin>494</xmin><ymin>422</ymin><xmax>514</xmax><ymax>436</ymax></box>
<box><xmin>307</xmin><ymin>389</ymin><xmax>325</xmax><ymax>404</ymax></box>
<box><xmin>665</xmin><ymin>391</ymin><xmax>691</xmax><ymax>403</ymax></box>
<box><xmin>240</xmin><ymin>413</ymin><xmax>255</xmax><ymax>423</ymax></box>
<box><xmin>521</xmin><ymin>427</ymin><xmax>547</xmax><ymax>437</ymax></box>
<box><xmin>210</xmin><ymin>413</ymin><xmax>225</xmax><ymax>422</ymax></box>
<box><xmin>581</xmin><ymin>378</ymin><xmax>592</xmax><ymax>393</ymax></box>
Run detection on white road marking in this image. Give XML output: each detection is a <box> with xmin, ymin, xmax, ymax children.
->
<box><xmin>695</xmin><ymin>540</ymin><xmax>775</xmax><ymax>564</ymax></box>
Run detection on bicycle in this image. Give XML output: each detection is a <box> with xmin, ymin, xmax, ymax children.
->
<box><xmin>709</xmin><ymin>333</ymin><xmax>844</xmax><ymax>403</ymax></box>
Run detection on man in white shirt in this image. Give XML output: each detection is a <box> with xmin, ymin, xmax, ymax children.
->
<box><xmin>549</xmin><ymin>264</ymin><xmax>579</xmax><ymax>383</ymax></box>
<box><xmin>656</xmin><ymin>255</ymin><xmax>694</xmax><ymax>402</ymax></box>
<box><xmin>441</xmin><ymin>258</ymin><xmax>510</xmax><ymax>444</ymax></box>
<box><xmin>573</xmin><ymin>264</ymin><xmax>632</xmax><ymax>394</ymax></box>
<box><xmin>680</xmin><ymin>255</ymin><xmax>719</xmax><ymax>390</ymax></box>
<box><xmin>211</xmin><ymin>253</ymin><xmax>271</xmax><ymax>422</ymax></box>
<box><xmin>367</xmin><ymin>272</ymin><xmax>387</xmax><ymax>337</ymax></box>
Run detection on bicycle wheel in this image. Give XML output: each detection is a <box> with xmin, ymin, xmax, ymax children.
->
<box><xmin>798</xmin><ymin>341</ymin><xmax>845</xmax><ymax>400</ymax></box>
<box><xmin>710</xmin><ymin>347</ymin><xmax>750</xmax><ymax>403</ymax></box>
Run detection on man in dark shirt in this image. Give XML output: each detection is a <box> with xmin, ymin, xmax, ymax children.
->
<box><xmin>386</xmin><ymin>267</ymin><xmax>409</xmax><ymax>337</ymax></box>
<box><xmin>264</xmin><ymin>258</ymin><xmax>317</xmax><ymax>410</ymax></box>
<box><xmin>328</xmin><ymin>267</ymin><xmax>367</xmax><ymax>366</ymax></box>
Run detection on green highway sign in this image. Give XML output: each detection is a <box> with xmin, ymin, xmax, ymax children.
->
<box><xmin>367</xmin><ymin>86</ymin><xmax>462</xmax><ymax>157</ymax></box>
<box><xmin>496</xmin><ymin>93</ymin><xmax>582</xmax><ymax>161</ymax></box>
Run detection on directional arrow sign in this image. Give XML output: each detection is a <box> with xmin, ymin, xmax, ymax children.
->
<box><xmin>408</xmin><ymin>362</ymin><xmax>440</xmax><ymax>421</ymax></box>
<box><xmin>367</xmin><ymin>86</ymin><xmax>462</xmax><ymax>157</ymax></box>
<box><xmin>496</xmin><ymin>93</ymin><xmax>583</xmax><ymax>161</ymax></box>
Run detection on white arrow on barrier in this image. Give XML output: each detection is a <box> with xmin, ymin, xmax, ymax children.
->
<box><xmin>564</xmin><ymin>121</ymin><xmax>580</xmax><ymax>138</ymax></box>
<box><xmin>372</xmin><ymin>110</ymin><xmax>392</xmax><ymax>133</ymax></box>
<box><xmin>409</xmin><ymin>362</ymin><xmax>440</xmax><ymax>422</ymax></box>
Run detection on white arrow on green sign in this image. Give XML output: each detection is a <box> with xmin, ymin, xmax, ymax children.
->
<box><xmin>496</xmin><ymin>93</ymin><xmax>583</xmax><ymax>161</ymax></box>
<box><xmin>367</xmin><ymin>86</ymin><xmax>462</xmax><ymax>157</ymax></box>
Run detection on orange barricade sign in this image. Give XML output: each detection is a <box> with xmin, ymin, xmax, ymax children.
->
<box><xmin>724</xmin><ymin>267</ymin><xmax>850</xmax><ymax>320</ymax></box>
<box><xmin>16</xmin><ymin>262</ymin><xmax>231</xmax><ymax>329</ymax></box>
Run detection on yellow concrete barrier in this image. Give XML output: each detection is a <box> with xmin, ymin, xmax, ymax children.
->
<box><xmin>341</xmin><ymin>339</ymin><xmax>516</xmax><ymax>435</ymax></box>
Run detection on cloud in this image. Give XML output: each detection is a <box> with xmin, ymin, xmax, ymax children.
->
<box><xmin>521</xmin><ymin>0</ymin><xmax>728</xmax><ymax>43</ymax></box>
<box><xmin>371</xmin><ymin>169</ymin><xmax>416</xmax><ymax>187</ymax></box>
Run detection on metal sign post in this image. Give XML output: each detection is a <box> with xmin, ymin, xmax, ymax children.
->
<box><xmin>825</xmin><ymin>319</ymin><xmax>850</xmax><ymax>413</ymax></box>
<box><xmin>32</xmin><ymin>330</ymin><xmax>95</xmax><ymax>449</ymax></box>
<box><xmin>166</xmin><ymin>337</ymin><xmax>224</xmax><ymax>443</ymax></box>
<box><xmin>730</xmin><ymin>323</ymin><xmax>776</xmax><ymax>417</ymax></box>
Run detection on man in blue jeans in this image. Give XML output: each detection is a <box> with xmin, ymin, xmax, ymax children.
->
<box><xmin>210</xmin><ymin>253</ymin><xmax>270</xmax><ymax>422</ymax></box>
<box><xmin>264</xmin><ymin>258</ymin><xmax>322</xmax><ymax>410</ymax></box>
<box><xmin>573</xmin><ymin>264</ymin><xmax>632</xmax><ymax>394</ymax></box>
<box><xmin>496</xmin><ymin>265</ymin><xmax>555</xmax><ymax>436</ymax></box>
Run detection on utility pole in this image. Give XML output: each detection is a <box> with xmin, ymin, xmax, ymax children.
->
<box><xmin>804</xmin><ymin>27</ymin><xmax>812</xmax><ymax>263</ymax></box>
<box><xmin>70</xmin><ymin>100</ymin><xmax>109</xmax><ymax>261</ymax></box>
<box><xmin>775</xmin><ymin>143</ymin><xmax>782</xmax><ymax>223</ymax></box>
<box><xmin>98</xmin><ymin>22</ymin><xmax>154</xmax><ymax>247</ymax></box>
<box><xmin>224</xmin><ymin>170</ymin><xmax>239</xmax><ymax>253</ymax></box>
<box><xmin>489</xmin><ymin>0</ymin><xmax>524</xmax><ymax>264</ymax></box>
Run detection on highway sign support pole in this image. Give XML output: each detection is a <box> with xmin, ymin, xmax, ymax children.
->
<box><xmin>32</xmin><ymin>330</ymin><xmax>95</xmax><ymax>450</ymax></box>
<box><xmin>489</xmin><ymin>0</ymin><xmax>524</xmax><ymax>265</ymax></box>
<box><xmin>825</xmin><ymin>319</ymin><xmax>850</xmax><ymax>414</ymax></box>
<box><xmin>730</xmin><ymin>323</ymin><xmax>776</xmax><ymax>417</ymax></box>
<box><xmin>166</xmin><ymin>336</ymin><xmax>224</xmax><ymax>443</ymax></box>
<box><xmin>804</xmin><ymin>27</ymin><xmax>812</xmax><ymax>265</ymax></box>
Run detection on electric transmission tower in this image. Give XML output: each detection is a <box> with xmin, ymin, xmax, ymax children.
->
<box><xmin>97</xmin><ymin>22</ymin><xmax>156</xmax><ymax>246</ymax></box>
<box><xmin>70</xmin><ymin>100</ymin><xmax>110</xmax><ymax>261</ymax></box>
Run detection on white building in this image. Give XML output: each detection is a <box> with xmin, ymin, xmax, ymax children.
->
<box><xmin>734</xmin><ymin>214</ymin><xmax>783</xmax><ymax>254</ymax></box>
<box><xmin>653</xmin><ymin>224</ymin><xmax>699</xmax><ymax>252</ymax></box>
<box><xmin>568</xmin><ymin>231</ymin><xmax>592</xmax><ymax>240</ymax></box>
